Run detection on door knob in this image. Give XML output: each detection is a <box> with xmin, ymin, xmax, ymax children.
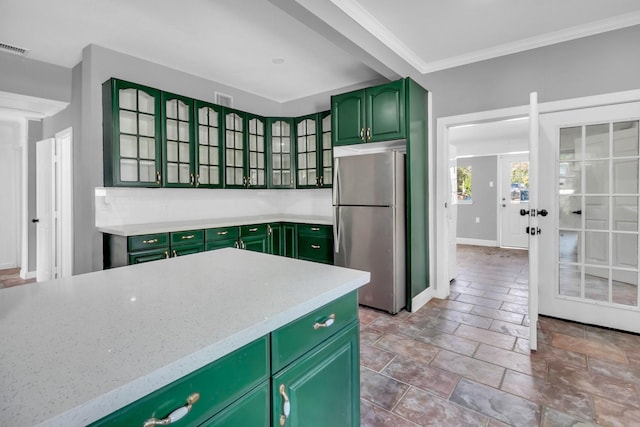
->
<box><xmin>537</xmin><ymin>209</ymin><xmax>549</xmax><ymax>217</ymax></box>
<box><xmin>519</xmin><ymin>209</ymin><xmax>530</xmax><ymax>216</ymax></box>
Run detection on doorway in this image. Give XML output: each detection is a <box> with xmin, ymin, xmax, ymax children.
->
<box><xmin>498</xmin><ymin>153</ymin><xmax>529</xmax><ymax>249</ymax></box>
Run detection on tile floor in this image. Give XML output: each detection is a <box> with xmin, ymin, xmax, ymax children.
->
<box><xmin>0</xmin><ymin>268</ymin><xmax>36</xmax><ymax>288</ymax></box>
<box><xmin>359</xmin><ymin>244</ymin><xmax>640</xmax><ymax>426</ymax></box>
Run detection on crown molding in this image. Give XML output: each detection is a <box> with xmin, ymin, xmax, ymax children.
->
<box><xmin>330</xmin><ymin>1</ymin><xmax>640</xmax><ymax>74</ymax></box>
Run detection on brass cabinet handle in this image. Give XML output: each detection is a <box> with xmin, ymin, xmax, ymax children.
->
<box><xmin>217</xmin><ymin>231</ymin><xmax>229</xmax><ymax>236</ymax></box>
<box><xmin>195</xmin><ymin>174</ymin><xmax>200</xmax><ymax>188</ymax></box>
<box><xmin>310</xmin><ymin>227</ymin><xmax>320</xmax><ymax>231</ymax></box>
<box><xmin>315</xmin><ymin>176</ymin><xmax>320</xmax><ymax>187</ymax></box>
<box><xmin>142</xmin><ymin>238</ymin><xmax>158</xmax><ymax>244</ymax></box>
<box><xmin>181</xmin><ymin>234</ymin><xmax>195</xmax><ymax>240</ymax></box>
<box><xmin>164</xmin><ymin>251</ymin><xmax>169</xmax><ymax>259</ymax></box>
<box><xmin>190</xmin><ymin>173</ymin><xmax>195</xmax><ymax>186</ymax></box>
<box><xmin>319</xmin><ymin>175</ymin><xmax>324</xmax><ymax>187</ymax></box>
<box><xmin>313</xmin><ymin>313</ymin><xmax>336</xmax><ymax>330</ymax></box>
<box><xmin>249</xmin><ymin>227</ymin><xmax>258</xmax><ymax>232</ymax></box>
<box><xmin>279</xmin><ymin>384</ymin><xmax>290</xmax><ymax>426</ymax></box>
<box><xmin>172</xmin><ymin>250</ymin><xmax>177</xmax><ymax>257</ymax></box>
<box><xmin>156</xmin><ymin>171</ymin><xmax>161</xmax><ymax>184</ymax></box>
<box><xmin>234</xmin><ymin>241</ymin><xmax>239</xmax><ymax>249</ymax></box>
<box><xmin>366</xmin><ymin>127</ymin><xmax>371</xmax><ymax>141</ymax></box>
<box><xmin>311</xmin><ymin>244</ymin><xmax>321</xmax><ymax>249</ymax></box>
<box><xmin>267</xmin><ymin>224</ymin><xmax>272</xmax><ymax>236</ymax></box>
<box><xmin>359</xmin><ymin>128</ymin><xmax>364</xmax><ymax>142</ymax></box>
<box><xmin>143</xmin><ymin>393</ymin><xmax>200</xmax><ymax>427</ymax></box>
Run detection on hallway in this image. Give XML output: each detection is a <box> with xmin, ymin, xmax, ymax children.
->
<box><xmin>360</xmin><ymin>244</ymin><xmax>640</xmax><ymax>426</ymax></box>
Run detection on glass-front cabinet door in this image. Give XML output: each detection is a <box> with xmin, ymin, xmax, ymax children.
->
<box><xmin>247</xmin><ymin>114</ymin><xmax>267</xmax><ymax>189</ymax></box>
<box><xmin>195</xmin><ymin>101</ymin><xmax>223</xmax><ymax>188</ymax></box>
<box><xmin>162</xmin><ymin>93</ymin><xmax>195</xmax><ymax>187</ymax></box>
<box><xmin>224</xmin><ymin>109</ymin><xmax>246</xmax><ymax>188</ymax></box>
<box><xmin>103</xmin><ymin>79</ymin><xmax>162</xmax><ymax>187</ymax></box>
<box><xmin>295</xmin><ymin>112</ymin><xmax>332</xmax><ymax>188</ymax></box>
<box><xmin>268</xmin><ymin>118</ymin><xmax>294</xmax><ymax>188</ymax></box>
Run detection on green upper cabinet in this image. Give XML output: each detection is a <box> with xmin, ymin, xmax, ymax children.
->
<box><xmin>295</xmin><ymin>112</ymin><xmax>332</xmax><ymax>188</ymax></box>
<box><xmin>195</xmin><ymin>101</ymin><xmax>223</xmax><ymax>188</ymax></box>
<box><xmin>267</xmin><ymin>118</ymin><xmax>294</xmax><ymax>189</ymax></box>
<box><xmin>103</xmin><ymin>79</ymin><xmax>162</xmax><ymax>187</ymax></box>
<box><xmin>162</xmin><ymin>93</ymin><xmax>196</xmax><ymax>188</ymax></box>
<box><xmin>331</xmin><ymin>90</ymin><xmax>365</xmax><ymax>146</ymax></box>
<box><xmin>223</xmin><ymin>110</ymin><xmax>267</xmax><ymax>189</ymax></box>
<box><xmin>332</xmin><ymin>79</ymin><xmax>406</xmax><ymax>146</ymax></box>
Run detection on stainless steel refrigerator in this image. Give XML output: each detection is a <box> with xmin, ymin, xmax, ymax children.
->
<box><xmin>333</xmin><ymin>151</ymin><xmax>406</xmax><ymax>313</ymax></box>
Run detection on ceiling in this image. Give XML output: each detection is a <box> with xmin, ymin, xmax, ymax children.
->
<box><xmin>1</xmin><ymin>0</ymin><xmax>639</xmax><ymax>103</ymax></box>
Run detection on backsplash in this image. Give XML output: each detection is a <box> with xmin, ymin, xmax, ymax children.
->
<box><xmin>95</xmin><ymin>187</ymin><xmax>332</xmax><ymax>227</ymax></box>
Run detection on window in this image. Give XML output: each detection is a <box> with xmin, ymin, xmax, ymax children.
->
<box><xmin>457</xmin><ymin>166</ymin><xmax>472</xmax><ymax>203</ymax></box>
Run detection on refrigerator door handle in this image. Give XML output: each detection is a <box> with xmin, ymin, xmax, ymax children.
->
<box><xmin>333</xmin><ymin>157</ymin><xmax>340</xmax><ymax>206</ymax></box>
<box><xmin>333</xmin><ymin>206</ymin><xmax>340</xmax><ymax>253</ymax></box>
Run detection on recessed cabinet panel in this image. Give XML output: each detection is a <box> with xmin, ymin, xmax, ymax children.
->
<box><xmin>248</xmin><ymin>115</ymin><xmax>266</xmax><ymax>188</ymax></box>
<box><xmin>366</xmin><ymin>80</ymin><xmax>405</xmax><ymax>142</ymax></box>
<box><xmin>332</xmin><ymin>91</ymin><xmax>365</xmax><ymax>146</ymax></box>
<box><xmin>225</xmin><ymin>111</ymin><xmax>245</xmax><ymax>188</ymax></box>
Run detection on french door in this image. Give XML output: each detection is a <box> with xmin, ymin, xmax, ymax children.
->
<box><xmin>538</xmin><ymin>101</ymin><xmax>640</xmax><ymax>333</ymax></box>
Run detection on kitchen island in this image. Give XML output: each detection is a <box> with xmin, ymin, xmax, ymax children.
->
<box><xmin>0</xmin><ymin>248</ymin><xmax>369</xmax><ymax>426</ymax></box>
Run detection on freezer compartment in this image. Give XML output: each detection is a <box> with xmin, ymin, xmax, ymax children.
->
<box><xmin>334</xmin><ymin>205</ymin><xmax>406</xmax><ymax>313</ymax></box>
<box><xmin>333</xmin><ymin>151</ymin><xmax>402</xmax><ymax>207</ymax></box>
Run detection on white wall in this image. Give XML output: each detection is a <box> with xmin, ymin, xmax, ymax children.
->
<box><xmin>0</xmin><ymin>119</ymin><xmax>23</xmax><ymax>269</ymax></box>
<box><xmin>95</xmin><ymin>188</ymin><xmax>332</xmax><ymax>227</ymax></box>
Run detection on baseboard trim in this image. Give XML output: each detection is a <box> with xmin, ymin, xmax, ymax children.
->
<box><xmin>411</xmin><ymin>287</ymin><xmax>434</xmax><ymax>312</ymax></box>
<box><xmin>20</xmin><ymin>269</ymin><xmax>36</xmax><ymax>280</ymax></box>
<box><xmin>456</xmin><ymin>238</ymin><xmax>498</xmax><ymax>247</ymax></box>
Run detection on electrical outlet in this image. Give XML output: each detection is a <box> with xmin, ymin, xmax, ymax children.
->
<box><xmin>475</xmin><ymin>217</ymin><xmax>480</xmax><ymax>223</ymax></box>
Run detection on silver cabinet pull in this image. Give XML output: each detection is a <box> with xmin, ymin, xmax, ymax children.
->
<box><xmin>234</xmin><ymin>241</ymin><xmax>239</xmax><ymax>249</ymax></box>
<box><xmin>313</xmin><ymin>313</ymin><xmax>335</xmax><ymax>330</ymax></box>
<box><xmin>142</xmin><ymin>238</ymin><xmax>158</xmax><ymax>244</ymax></box>
<box><xmin>143</xmin><ymin>393</ymin><xmax>199</xmax><ymax>427</ymax></box>
<box><xmin>217</xmin><ymin>231</ymin><xmax>228</xmax><ymax>236</ymax></box>
<box><xmin>181</xmin><ymin>234</ymin><xmax>195</xmax><ymax>240</ymax></box>
<box><xmin>311</xmin><ymin>244</ymin><xmax>321</xmax><ymax>249</ymax></box>
<box><xmin>279</xmin><ymin>384</ymin><xmax>290</xmax><ymax>426</ymax></box>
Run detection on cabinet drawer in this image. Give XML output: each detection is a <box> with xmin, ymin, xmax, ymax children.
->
<box><xmin>297</xmin><ymin>224</ymin><xmax>331</xmax><ymax>237</ymax></box>
<box><xmin>297</xmin><ymin>235</ymin><xmax>333</xmax><ymax>264</ymax></box>
<box><xmin>128</xmin><ymin>248</ymin><xmax>169</xmax><ymax>265</ymax></box>
<box><xmin>172</xmin><ymin>244</ymin><xmax>203</xmax><ymax>257</ymax></box>
<box><xmin>200</xmin><ymin>381</ymin><xmax>269</xmax><ymax>427</ymax></box>
<box><xmin>171</xmin><ymin>229</ymin><xmax>204</xmax><ymax>246</ymax></box>
<box><xmin>205</xmin><ymin>239</ymin><xmax>238</xmax><ymax>251</ymax></box>
<box><xmin>128</xmin><ymin>233</ymin><xmax>169</xmax><ymax>251</ymax></box>
<box><xmin>271</xmin><ymin>291</ymin><xmax>357</xmax><ymax>372</ymax></box>
<box><xmin>89</xmin><ymin>336</ymin><xmax>270</xmax><ymax>427</ymax></box>
<box><xmin>240</xmin><ymin>223</ymin><xmax>268</xmax><ymax>237</ymax></box>
<box><xmin>206</xmin><ymin>226</ymin><xmax>239</xmax><ymax>242</ymax></box>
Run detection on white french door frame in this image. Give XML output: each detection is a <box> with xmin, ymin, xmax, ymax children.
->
<box><xmin>436</xmin><ymin>89</ymin><xmax>640</xmax><ymax>337</ymax></box>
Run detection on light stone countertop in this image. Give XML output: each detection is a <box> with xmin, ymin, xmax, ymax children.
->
<box><xmin>97</xmin><ymin>214</ymin><xmax>333</xmax><ymax>236</ymax></box>
<box><xmin>0</xmin><ymin>249</ymin><xmax>369</xmax><ymax>427</ymax></box>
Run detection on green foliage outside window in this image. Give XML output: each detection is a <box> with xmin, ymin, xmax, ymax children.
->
<box><xmin>457</xmin><ymin>166</ymin><xmax>472</xmax><ymax>201</ymax></box>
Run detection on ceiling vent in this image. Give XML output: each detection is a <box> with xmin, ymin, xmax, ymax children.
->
<box><xmin>0</xmin><ymin>42</ymin><xmax>29</xmax><ymax>56</ymax></box>
<box><xmin>215</xmin><ymin>92</ymin><xmax>233</xmax><ymax>108</ymax></box>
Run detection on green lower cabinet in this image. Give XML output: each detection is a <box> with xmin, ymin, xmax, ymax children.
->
<box><xmin>89</xmin><ymin>337</ymin><xmax>269</xmax><ymax>427</ymax></box>
<box><xmin>268</xmin><ymin>223</ymin><xmax>282</xmax><ymax>255</ymax></box>
<box><xmin>128</xmin><ymin>248</ymin><xmax>169</xmax><ymax>264</ymax></box>
<box><xmin>239</xmin><ymin>224</ymin><xmax>269</xmax><ymax>253</ymax></box>
<box><xmin>205</xmin><ymin>239</ymin><xmax>238</xmax><ymax>251</ymax></box>
<box><xmin>272</xmin><ymin>322</ymin><xmax>360</xmax><ymax>427</ymax></box>
<box><xmin>200</xmin><ymin>382</ymin><xmax>270</xmax><ymax>427</ymax></box>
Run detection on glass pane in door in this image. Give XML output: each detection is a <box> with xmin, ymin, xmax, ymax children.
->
<box><xmin>557</xmin><ymin>120</ymin><xmax>640</xmax><ymax>308</ymax></box>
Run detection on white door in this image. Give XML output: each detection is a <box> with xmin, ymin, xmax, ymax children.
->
<box><xmin>528</xmin><ymin>93</ymin><xmax>539</xmax><ymax>350</ymax></box>
<box><xmin>36</xmin><ymin>138</ymin><xmax>55</xmax><ymax>282</ymax></box>
<box><xmin>448</xmin><ymin>145</ymin><xmax>457</xmax><ymax>281</ymax></box>
<box><xmin>538</xmin><ymin>101</ymin><xmax>640</xmax><ymax>333</ymax></box>
<box><xmin>499</xmin><ymin>153</ymin><xmax>530</xmax><ymax>248</ymax></box>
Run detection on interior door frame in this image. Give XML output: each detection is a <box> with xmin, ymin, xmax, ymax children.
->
<box><xmin>436</xmin><ymin>89</ymin><xmax>640</xmax><ymax>321</ymax></box>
